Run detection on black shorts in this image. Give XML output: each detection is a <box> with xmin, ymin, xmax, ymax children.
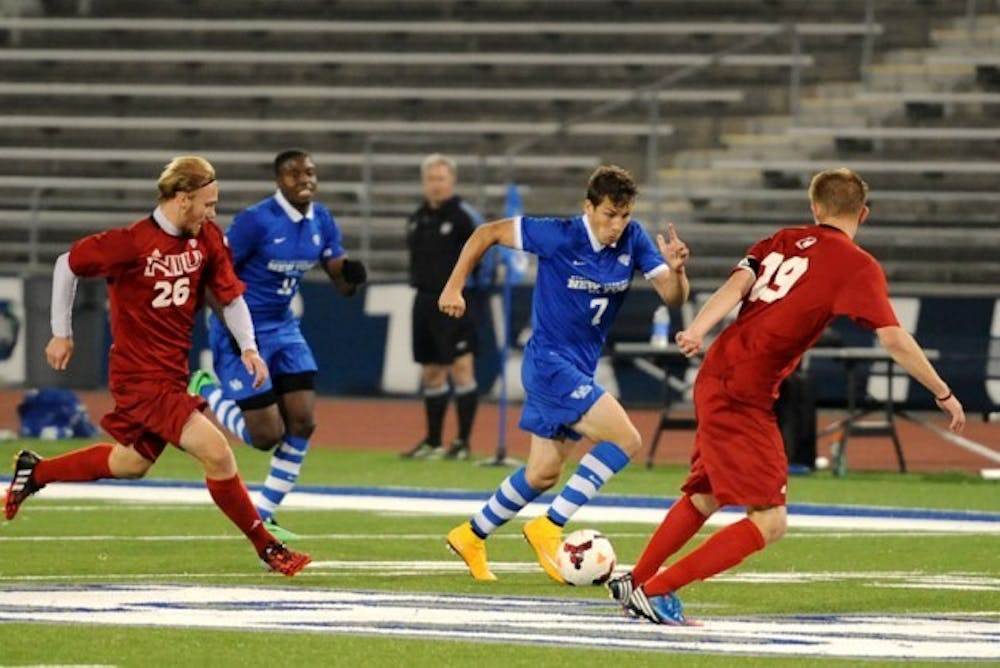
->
<box><xmin>412</xmin><ymin>290</ymin><xmax>478</xmax><ymax>365</ymax></box>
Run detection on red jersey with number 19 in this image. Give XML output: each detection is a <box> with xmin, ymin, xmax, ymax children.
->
<box><xmin>68</xmin><ymin>216</ymin><xmax>244</xmax><ymax>384</ymax></box>
<box><xmin>698</xmin><ymin>224</ymin><xmax>898</xmax><ymax>408</ymax></box>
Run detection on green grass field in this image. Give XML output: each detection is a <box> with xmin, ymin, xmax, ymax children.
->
<box><xmin>0</xmin><ymin>439</ymin><xmax>997</xmax><ymax>666</ymax></box>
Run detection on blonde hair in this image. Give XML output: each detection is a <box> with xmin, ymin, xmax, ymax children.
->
<box><xmin>421</xmin><ymin>152</ymin><xmax>456</xmax><ymax>178</ymax></box>
<box><xmin>808</xmin><ymin>167</ymin><xmax>869</xmax><ymax>217</ymax></box>
<box><xmin>157</xmin><ymin>156</ymin><xmax>216</xmax><ymax>202</ymax></box>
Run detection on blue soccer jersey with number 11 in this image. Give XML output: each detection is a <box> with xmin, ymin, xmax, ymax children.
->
<box><xmin>224</xmin><ymin>192</ymin><xmax>345</xmax><ymax>332</ymax></box>
<box><xmin>514</xmin><ymin>214</ymin><xmax>668</xmax><ymax>373</ymax></box>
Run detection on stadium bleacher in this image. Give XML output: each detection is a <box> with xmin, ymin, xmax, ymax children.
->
<box><xmin>0</xmin><ymin>0</ymin><xmax>995</xmax><ymax>290</ymax></box>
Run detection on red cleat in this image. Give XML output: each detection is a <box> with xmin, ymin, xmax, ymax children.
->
<box><xmin>259</xmin><ymin>541</ymin><xmax>312</xmax><ymax>576</ymax></box>
<box><xmin>4</xmin><ymin>450</ymin><xmax>44</xmax><ymax>521</ymax></box>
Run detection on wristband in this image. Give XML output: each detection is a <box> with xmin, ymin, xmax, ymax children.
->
<box><xmin>935</xmin><ymin>391</ymin><xmax>953</xmax><ymax>402</ymax></box>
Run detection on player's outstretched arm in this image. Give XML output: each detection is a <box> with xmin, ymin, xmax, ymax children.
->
<box><xmin>439</xmin><ymin>218</ymin><xmax>516</xmax><ymax>318</ymax></box>
<box><xmin>652</xmin><ymin>223</ymin><xmax>690</xmax><ymax>307</ymax></box>
<box><xmin>675</xmin><ymin>269</ymin><xmax>754</xmax><ymax>357</ymax></box>
<box><xmin>47</xmin><ymin>252</ymin><xmax>79</xmax><ymax>370</ymax></box>
<box><xmin>876</xmin><ymin>325</ymin><xmax>965</xmax><ymax>432</ymax></box>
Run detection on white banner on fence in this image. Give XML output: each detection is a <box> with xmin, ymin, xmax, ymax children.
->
<box><xmin>0</xmin><ymin>277</ymin><xmax>25</xmax><ymax>386</ymax></box>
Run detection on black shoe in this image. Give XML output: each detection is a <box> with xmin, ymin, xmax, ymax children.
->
<box><xmin>443</xmin><ymin>439</ymin><xmax>470</xmax><ymax>461</ymax></box>
<box><xmin>400</xmin><ymin>441</ymin><xmax>442</xmax><ymax>460</ymax></box>
<box><xmin>607</xmin><ymin>572</ymin><xmax>635</xmax><ymax>614</ymax></box>
<box><xmin>4</xmin><ymin>450</ymin><xmax>44</xmax><ymax>520</ymax></box>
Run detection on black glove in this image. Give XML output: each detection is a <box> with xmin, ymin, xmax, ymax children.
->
<box><xmin>341</xmin><ymin>258</ymin><xmax>367</xmax><ymax>286</ymax></box>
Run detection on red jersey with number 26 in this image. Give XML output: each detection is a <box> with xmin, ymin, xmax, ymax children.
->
<box><xmin>698</xmin><ymin>224</ymin><xmax>899</xmax><ymax>408</ymax></box>
<box><xmin>68</xmin><ymin>216</ymin><xmax>244</xmax><ymax>383</ymax></box>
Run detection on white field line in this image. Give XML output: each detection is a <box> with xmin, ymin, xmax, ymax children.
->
<box><xmin>23</xmin><ymin>483</ymin><xmax>1000</xmax><ymax>534</ymax></box>
<box><xmin>1</xmin><ymin>564</ymin><xmax>997</xmax><ymax>592</ymax></box>
<box><xmin>0</xmin><ymin>529</ymin><xmax>986</xmax><ymax>542</ymax></box>
<box><xmin>0</xmin><ymin>583</ymin><xmax>996</xmax><ymax>661</ymax></box>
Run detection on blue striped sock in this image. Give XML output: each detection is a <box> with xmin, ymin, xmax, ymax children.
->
<box><xmin>546</xmin><ymin>441</ymin><xmax>631</xmax><ymax>526</ymax></box>
<box><xmin>470</xmin><ymin>467</ymin><xmax>541</xmax><ymax>538</ymax></box>
<box><xmin>204</xmin><ymin>387</ymin><xmax>251</xmax><ymax>445</ymax></box>
<box><xmin>257</xmin><ymin>434</ymin><xmax>309</xmax><ymax>521</ymax></box>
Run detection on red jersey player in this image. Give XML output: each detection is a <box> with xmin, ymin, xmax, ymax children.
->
<box><xmin>3</xmin><ymin>156</ymin><xmax>311</xmax><ymax>576</ymax></box>
<box><xmin>607</xmin><ymin>167</ymin><xmax>965</xmax><ymax>624</ymax></box>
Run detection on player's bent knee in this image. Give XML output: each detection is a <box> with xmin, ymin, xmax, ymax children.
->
<box><xmin>525</xmin><ymin>468</ymin><xmax>559</xmax><ymax>491</ymax></box>
<box><xmin>109</xmin><ymin>447</ymin><xmax>153</xmax><ymax>479</ymax></box>
<box><xmin>247</xmin><ymin>423</ymin><xmax>284</xmax><ymax>451</ymax></box>
<box><xmin>200</xmin><ymin>444</ymin><xmax>237</xmax><ymax>475</ymax></box>
<box><xmin>116</xmin><ymin>459</ymin><xmax>151</xmax><ymax>480</ymax></box>
<box><xmin>248</xmin><ymin>434</ymin><xmax>281</xmax><ymax>451</ymax></box>
<box><xmin>689</xmin><ymin>493</ymin><xmax>719</xmax><ymax>517</ymax></box>
<box><xmin>749</xmin><ymin>506</ymin><xmax>787</xmax><ymax>545</ymax></box>
<box><xmin>286</xmin><ymin>416</ymin><xmax>315</xmax><ymax>439</ymax></box>
<box><xmin>617</xmin><ymin>429</ymin><xmax>643</xmax><ymax>458</ymax></box>
<box><xmin>768</xmin><ymin>512</ymin><xmax>788</xmax><ymax>543</ymax></box>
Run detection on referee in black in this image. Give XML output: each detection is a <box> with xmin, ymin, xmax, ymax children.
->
<box><xmin>402</xmin><ymin>153</ymin><xmax>487</xmax><ymax>460</ymax></box>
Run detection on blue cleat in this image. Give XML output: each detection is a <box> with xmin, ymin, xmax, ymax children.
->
<box><xmin>626</xmin><ymin>586</ymin><xmax>689</xmax><ymax>626</ymax></box>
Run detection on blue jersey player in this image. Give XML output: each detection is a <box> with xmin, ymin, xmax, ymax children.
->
<box><xmin>190</xmin><ymin>149</ymin><xmax>367</xmax><ymax>539</ymax></box>
<box><xmin>441</xmin><ymin>165</ymin><xmax>690</xmax><ymax>581</ymax></box>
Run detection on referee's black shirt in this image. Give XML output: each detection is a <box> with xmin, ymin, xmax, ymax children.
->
<box><xmin>407</xmin><ymin>195</ymin><xmax>478</xmax><ymax>293</ymax></box>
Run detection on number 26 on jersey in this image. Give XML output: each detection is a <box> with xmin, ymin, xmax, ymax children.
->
<box><xmin>152</xmin><ymin>277</ymin><xmax>191</xmax><ymax>308</ymax></box>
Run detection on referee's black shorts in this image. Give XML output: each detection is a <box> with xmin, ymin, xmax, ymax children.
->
<box><xmin>412</xmin><ymin>289</ymin><xmax>478</xmax><ymax>365</ymax></box>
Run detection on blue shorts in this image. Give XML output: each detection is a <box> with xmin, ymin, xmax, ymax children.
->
<box><xmin>518</xmin><ymin>345</ymin><xmax>605</xmax><ymax>441</ymax></box>
<box><xmin>208</xmin><ymin>316</ymin><xmax>318</xmax><ymax>402</ymax></box>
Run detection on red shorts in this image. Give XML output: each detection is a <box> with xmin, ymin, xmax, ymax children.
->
<box><xmin>101</xmin><ymin>376</ymin><xmax>207</xmax><ymax>462</ymax></box>
<box><xmin>681</xmin><ymin>373</ymin><xmax>787</xmax><ymax>508</ymax></box>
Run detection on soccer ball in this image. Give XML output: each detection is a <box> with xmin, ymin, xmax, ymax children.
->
<box><xmin>556</xmin><ymin>529</ymin><xmax>616</xmax><ymax>586</ymax></box>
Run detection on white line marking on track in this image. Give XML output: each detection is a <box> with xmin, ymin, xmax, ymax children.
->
<box><xmin>1</xmin><ymin>529</ymin><xmax>977</xmax><ymax>542</ymax></box>
<box><xmin>18</xmin><ymin>483</ymin><xmax>998</xmax><ymax>533</ymax></box>
<box><xmin>0</xmin><ymin>585</ymin><xmax>995</xmax><ymax>660</ymax></box>
<box><xmin>2</xmin><ymin>565</ymin><xmax>995</xmax><ymax>592</ymax></box>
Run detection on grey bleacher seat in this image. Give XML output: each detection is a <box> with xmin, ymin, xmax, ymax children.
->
<box><xmin>0</xmin><ymin>16</ymin><xmax>886</xmax><ymax>37</ymax></box>
<box><xmin>0</xmin><ymin>0</ymin><xmax>994</xmax><ymax>287</ymax></box>
<box><xmin>0</xmin><ymin>113</ymin><xmax>671</xmax><ymax>138</ymax></box>
<box><xmin>856</xmin><ymin>91</ymin><xmax>1000</xmax><ymax>104</ymax></box>
<box><xmin>785</xmin><ymin>126</ymin><xmax>1000</xmax><ymax>140</ymax></box>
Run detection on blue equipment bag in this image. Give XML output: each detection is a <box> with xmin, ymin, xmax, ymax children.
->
<box><xmin>17</xmin><ymin>388</ymin><xmax>98</xmax><ymax>439</ymax></box>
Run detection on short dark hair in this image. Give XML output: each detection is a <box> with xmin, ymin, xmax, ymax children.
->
<box><xmin>274</xmin><ymin>148</ymin><xmax>311</xmax><ymax>175</ymax></box>
<box><xmin>586</xmin><ymin>165</ymin><xmax>638</xmax><ymax>208</ymax></box>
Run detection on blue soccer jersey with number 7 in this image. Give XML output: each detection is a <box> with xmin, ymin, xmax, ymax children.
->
<box><xmin>514</xmin><ymin>214</ymin><xmax>668</xmax><ymax>374</ymax></box>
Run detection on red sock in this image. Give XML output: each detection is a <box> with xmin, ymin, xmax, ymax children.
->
<box><xmin>631</xmin><ymin>495</ymin><xmax>708</xmax><ymax>585</ymax></box>
<box><xmin>34</xmin><ymin>443</ymin><xmax>113</xmax><ymax>485</ymax></box>
<box><xmin>643</xmin><ymin>518</ymin><xmax>766</xmax><ymax>596</ymax></box>
<box><xmin>205</xmin><ymin>475</ymin><xmax>274</xmax><ymax>554</ymax></box>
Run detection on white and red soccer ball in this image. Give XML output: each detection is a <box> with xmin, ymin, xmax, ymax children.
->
<box><xmin>556</xmin><ymin>528</ymin><xmax>616</xmax><ymax>586</ymax></box>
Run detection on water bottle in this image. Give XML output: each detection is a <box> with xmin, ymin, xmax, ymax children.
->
<box><xmin>650</xmin><ymin>305</ymin><xmax>670</xmax><ymax>348</ymax></box>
